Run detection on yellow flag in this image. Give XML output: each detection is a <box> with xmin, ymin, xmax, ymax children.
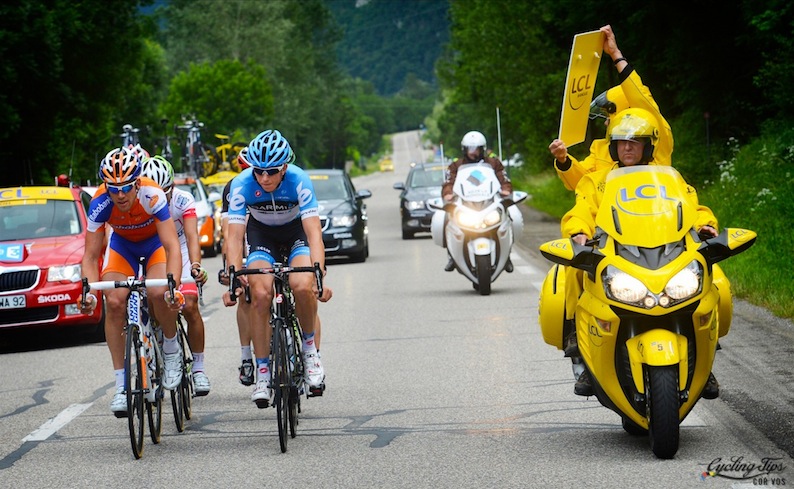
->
<box><xmin>558</xmin><ymin>30</ymin><xmax>605</xmax><ymax>146</ymax></box>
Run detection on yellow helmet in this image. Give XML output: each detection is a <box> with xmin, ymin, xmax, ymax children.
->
<box><xmin>589</xmin><ymin>86</ymin><xmax>630</xmax><ymax>121</ymax></box>
<box><xmin>607</xmin><ymin>108</ymin><xmax>659</xmax><ymax>163</ymax></box>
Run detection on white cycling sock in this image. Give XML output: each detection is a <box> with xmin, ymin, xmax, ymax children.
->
<box><xmin>241</xmin><ymin>345</ymin><xmax>252</xmax><ymax>361</ymax></box>
<box><xmin>162</xmin><ymin>334</ymin><xmax>179</xmax><ymax>354</ymax></box>
<box><xmin>192</xmin><ymin>352</ymin><xmax>205</xmax><ymax>373</ymax></box>
<box><xmin>115</xmin><ymin>369</ymin><xmax>125</xmax><ymax>389</ymax></box>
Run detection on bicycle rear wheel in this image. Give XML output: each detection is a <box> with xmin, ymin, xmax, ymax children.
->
<box><xmin>273</xmin><ymin>318</ymin><xmax>290</xmax><ymax>453</ymax></box>
<box><xmin>170</xmin><ymin>340</ymin><xmax>186</xmax><ymax>433</ymax></box>
<box><xmin>125</xmin><ymin>324</ymin><xmax>145</xmax><ymax>459</ymax></box>
<box><xmin>178</xmin><ymin>322</ymin><xmax>193</xmax><ymax>420</ymax></box>
<box><xmin>146</xmin><ymin>340</ymin><xmax>163</xmax><ymax>444</ymax></box>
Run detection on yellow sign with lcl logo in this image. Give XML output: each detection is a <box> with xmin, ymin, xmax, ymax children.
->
<box><xmin>558</xmin><ymin>30</ymin><xmax>605</xmax><ymax>146</ymax></box>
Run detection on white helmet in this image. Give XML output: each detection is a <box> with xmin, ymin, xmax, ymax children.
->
<box><xmin>461</xmin><ymin>131</ymin><xmax>486</xmax><ymax>152</ymax></box>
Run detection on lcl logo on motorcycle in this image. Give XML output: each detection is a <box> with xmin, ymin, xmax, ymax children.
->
<box><xmin>619</xmin><ymin>185</ymin><xmax>678</xmax><ymax>202</ymax></box>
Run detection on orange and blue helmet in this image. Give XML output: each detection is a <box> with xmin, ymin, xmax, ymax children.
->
<box><xmin>99</xmin><ymin>147</ymin><xmax>141</xmax><ymax>184</ymax></box>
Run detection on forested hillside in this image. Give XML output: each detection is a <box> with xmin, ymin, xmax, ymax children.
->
<box><xmin>326</xmin><ymin>0</ymin><xmax>449</xmax><ymax>96</ymax></box>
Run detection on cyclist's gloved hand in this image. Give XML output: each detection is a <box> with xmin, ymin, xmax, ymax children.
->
<box><xmin>191</xmin><ymin>264</ymin><xmax>209</xmax><ymax>285</ymax></box>
<box><xmin>164</xmin><ymin>290</ymin><xmax>185</xmax><ymax>310</ymax></box>
<box><xmin>77</xmin><ymin>293</ymin><xmax>97</xmax><ymax>313</ymax></box>
<box><xmin>218</xmin><ymin>268</ymin><xmax>230</xmax><ymax>286</ymax></box>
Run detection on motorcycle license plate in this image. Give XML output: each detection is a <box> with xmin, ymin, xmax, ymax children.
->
<box><xmin>475</xmin><ymin>241</ymin><xmax>490</xmax><ymax>253</ymax></box>
<box><xmin>0</xmin><ymin>295</ymin><xmax>26</xmax><ymax>309</ymax></box>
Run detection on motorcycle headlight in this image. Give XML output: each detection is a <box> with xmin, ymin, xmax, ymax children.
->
<box><xmin>48</xmin><ymin>264</ymin><xmax>81</xmax><ymax>283</ymax></box>
<box><xmin>405</xmin><ymin>200</ymin><xmax>425</xmax><ymax>211</ymax></box>
<box><xmin>331</xmin><ymin>214</ymin><xmax>356</xmax><ymax>227</ymax></box>
<box><xmin>603</xmin><ymin>265</ymin><xmax>649</xmax><ymax>304</ymax></box>
<box><xmin>664</xmin><ymin>260</ymin><xmax>702</xmax><ymax>300</ymax></box>
<box><xmin>483</xmin><ymin>209</ymin><xmax>502</xmax><ymax>227</ymax></box>
<box><xmin>455</xmin><ymin>208</ymin><xmax>479</xmax><ymax>228</ymax></box>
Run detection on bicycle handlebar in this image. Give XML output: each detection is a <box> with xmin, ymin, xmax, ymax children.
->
<box><xmin>227</xmin><ymin>263</ymin><xmax>324</xmax><ymax>304</ymax></box>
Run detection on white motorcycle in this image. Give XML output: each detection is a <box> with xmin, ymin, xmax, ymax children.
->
<box><xmin>430</xmin><ymin>163</ymin><xmax>527</xmax><ymax>295</ymax></box>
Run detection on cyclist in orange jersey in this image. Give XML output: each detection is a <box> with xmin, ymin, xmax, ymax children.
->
<box><xmin>79</xmin><ymin>147</ymin><xmax>185</xmax><ymax>416</ymax></box>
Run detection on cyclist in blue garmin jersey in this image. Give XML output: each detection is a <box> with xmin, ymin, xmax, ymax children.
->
<box><xmin>222</xmin><ymin>130</ymin><xmax>331</xmax><ymax>406</ymax></box>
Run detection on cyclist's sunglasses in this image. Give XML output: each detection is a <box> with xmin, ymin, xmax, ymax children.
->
<box><xmin>253</xmin><ymin>165</ymin><xmax>285</xmax><ymax>176</ymax></box>
<box><xmin>106</xmin><ymin>181</ymin><xmax>137</xmax><ymax>194</ymax></box>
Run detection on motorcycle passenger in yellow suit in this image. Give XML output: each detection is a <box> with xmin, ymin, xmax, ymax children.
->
<box><xmin>546</xmin><ymin>25</ymin><xmax>729</xmax><ymax>398</ymax></box>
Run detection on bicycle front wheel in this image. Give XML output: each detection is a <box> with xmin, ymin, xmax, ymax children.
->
<box><xmin>273</xmin><ymin>318</ymin><xmax>290</xmax><ymax>453</ymax></box>
<box><xmin>170</xmin><ymin>339</ymin><xmax>186</xmax><ymax>433</ymax></box>
<box><xmin>125</xmin><ymin>324</ymin><xmax>145</xmax><ymax>459</ymax></box>
<box><xmin>146</xmin><ymin>340</ymin><xmax>163</xmax><ymax>444</ymax></box>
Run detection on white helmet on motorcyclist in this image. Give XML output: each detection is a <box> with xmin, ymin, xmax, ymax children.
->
<box><xmin>608</xmin><ymin>108</ymin><xmax>659</xmax><ymax>164</ymax></box>
<box><xmin>461</xmin><ymin>131</ymin><xmax>487</xmax><ymax>160</ymax></box>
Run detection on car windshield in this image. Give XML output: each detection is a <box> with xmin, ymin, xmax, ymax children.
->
<box><xmin>1</xmin><ymin>199</ymin><xmax>81</xmax><ymax>240</ymax></box>
<box><xmin>410</xmin><ymin>168</ymin><xmax>445</xmax><ymax>188</ymax></box>
<box><xmin>311</xmin><ymin>175</ymin><xmax>351</xmax><ymax>200</ymax></box>
<box><xmin>176</xmin><ymin>183</ymin><xmax>202</xmax><ymax>201</ymax></box>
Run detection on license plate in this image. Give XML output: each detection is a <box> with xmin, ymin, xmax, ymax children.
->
<box><xmin>0</xmin><ymin>295</ymin><xmax>26</xmax><ymax>309</ymax></box>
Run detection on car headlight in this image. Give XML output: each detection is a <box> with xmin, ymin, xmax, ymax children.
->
<box><xmin>405</xmin><ymin>200</ymin><xmax>425</xmax><ymax>211</ymax></box>
<box><xmin>48</xmin><ymin>264</ymin><xmax>81</xmax><ymax>283</ymax></box>
<box><xmin>331</xmin><ymin>215</ymin><xmax>356</xmax><ymax>227</ymax></box>
<box><xmin>665</xmin><ymin>260</ymin><xmax>702</xmax><ymax>300</ymax></box>
<box><xmin>603</xmin><ymin>265</ymin><xmax>649</xmax><ymax>304</ymax></box>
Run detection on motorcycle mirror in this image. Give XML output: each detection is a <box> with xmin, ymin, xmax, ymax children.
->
<box><xmin>539</xmin><ymin>238</ymin><xmax>605</xmax><ymax>278</ymax></box>
<box><xmin>698</xmin><ymin>228</ymin><xmax>757</xmax><ymax>265</ymax></box>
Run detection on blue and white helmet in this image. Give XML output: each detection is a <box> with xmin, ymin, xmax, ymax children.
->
<box><xmin>248</xmin><ymin>130</ymin><xmax>293</xmax><ymax>168</ymax></box>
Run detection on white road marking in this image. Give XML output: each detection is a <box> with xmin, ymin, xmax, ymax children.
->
<box><xmin>22</xmin><ymin>403</ymin><xmax>93</xmax><ymax>442</ymax></box>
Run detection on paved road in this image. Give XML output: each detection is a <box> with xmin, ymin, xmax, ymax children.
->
<box><xmin>0</xmin><ymin>130</ymin><xmax>791</xmax><ymax>488</ymax></box>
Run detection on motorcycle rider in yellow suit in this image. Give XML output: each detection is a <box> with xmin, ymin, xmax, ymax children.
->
<box><xmin>560</xmin><ymin>107</ymin><xmax>722</xmax><ymax>398</ymax></box>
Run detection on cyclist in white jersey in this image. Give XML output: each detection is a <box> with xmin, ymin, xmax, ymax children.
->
<box><xmin>222</xmin><ymin>130</ymin><xmax>331</xmax><ymax>406</ymax></box>
<box><xmin>141</xmin><ymin>156</ymin><xmax>211</xmax><ymax>395</ymax></box>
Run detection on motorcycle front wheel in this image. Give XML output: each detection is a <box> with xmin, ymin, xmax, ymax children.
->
<box><xmin>646</xmin><ymin>365</ymin><xmax>680</xmax><ymax>459</ymax></box>
<box><xmin>475</xmin><ymin>254</ymin><xmax>491</xmax><ymax>296</ymax></box>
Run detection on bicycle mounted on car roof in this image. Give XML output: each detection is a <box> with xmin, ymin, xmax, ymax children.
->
<box><xmin>174</xmin><ymin>115</ymin><xmax>217</xmax><ymax>178</ymax></box>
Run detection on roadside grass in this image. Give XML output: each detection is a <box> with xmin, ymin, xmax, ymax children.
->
<box><xmin>513</xmin><ymin>134</ymin><xmax>794</xmax><ymax>319</ymax></box>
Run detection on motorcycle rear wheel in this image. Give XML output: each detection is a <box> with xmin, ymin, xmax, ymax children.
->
<box><xmin>646</xmin><ymin>366</ymin><xmax>680</xmax><ymax>459</ymax></box>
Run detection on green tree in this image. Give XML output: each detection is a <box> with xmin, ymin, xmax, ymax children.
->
<box><xmin>0</xmin><ymin>0</ymin><xmax>156</xmax><ymax>186</ymax></box>
<box><xmin>161</xmin><ymin>59</ymin><xmax>274</xmax><ymax>142</ymax></box>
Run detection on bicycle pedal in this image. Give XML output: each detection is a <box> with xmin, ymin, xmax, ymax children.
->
<box><xmin>254</xmin><ymin>399</ymin><xmax>270</xmax><ymax>409</ymax></box>
<box><xmin>113</xmin><ymin>411</ymin><xmax>128</xmax><ymax>419</ymax></box>
<box><xmin>307</xmin><ymin>383</ymin><xmax>325</xmax><ymax>397</ymax></box>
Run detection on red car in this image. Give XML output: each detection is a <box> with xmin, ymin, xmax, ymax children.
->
<box><xmin>0</xmin><ymin>185</ymin><xmax>104</xmax><ymax>336</ymax></box>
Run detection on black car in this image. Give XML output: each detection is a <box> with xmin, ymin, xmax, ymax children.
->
<box><xmin>393</xmin><ymin>162</ymin><xmax>446</xmax><ymax>239</ymax></box>
<box><xmin>306</xmin><ymin>169</ymin><xmax>371</xmax><ymax>262</ymax></box>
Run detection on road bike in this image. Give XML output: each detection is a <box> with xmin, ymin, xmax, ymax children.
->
<box><xmin>170</xmin><ymin>282</ymin><xmax>207</xmax><ymax>432</ymax></box>
<box><xmin>229</xmin><ymin>262</ymin><xmax>323</xmax><ymax>453</ymax></box>
<box><xmin>212</xmin><ymin>133</ymin><xmax>248</xmax><ymax>172</ymax></box>
<box><xmin>175</xmin><ymin>116</ymin><xmax>217</xmax><ymax>177</ymax></box>
<box><xmin>119</xmin><ymin>123</ymin><xmax>141</xmax><ymax>148</ymax></box>
<box><xmin>155</xmin><ymin>118</ymin><xmax>175</xmax><ymax>163</ymax></box>
<box><xmin>81</xmin><ymin>273</ymin><xmax>183</xmax><ymax>459</ymax></box>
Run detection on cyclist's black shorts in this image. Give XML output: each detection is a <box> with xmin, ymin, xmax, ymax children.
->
<box><xmin>246</xmin><ymin>218</ymin><xmax>310</xmax><ymax>265</ymax></box>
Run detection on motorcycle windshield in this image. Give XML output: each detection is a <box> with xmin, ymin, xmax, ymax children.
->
<box><xmin>596</xmin><ymin>166</ymin><xmax>699</xmax><ymax>248</ymax></box>
<box><xmin>453</xmin><ymin>163</ymin><xmax>499</xmax><ymax>203</ymax></box>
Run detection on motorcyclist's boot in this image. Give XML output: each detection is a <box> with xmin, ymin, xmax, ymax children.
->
<box><xmin>444</xmin><ymin>255</ymin><xmax>455</xmax><ymax>272</ymax></box>
<box><xmin>702</xmin><ymin>372</ymin><xmax>720</xmax><ymax>399</ymax></box>
<box><xmin>563</xmin><ymin>325</ymin><xmax>578</xmax><ymax>357</ymax></box>
<box><xmin>574</xmin><ymin>369</ymin><xmax>594</xmax><ymax>397</ymax></box>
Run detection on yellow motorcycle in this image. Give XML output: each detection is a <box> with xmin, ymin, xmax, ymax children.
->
<box><xmin>538</xmin><ymin>166</ymin><xmax>756</xmax><ymax>459</ymax></box>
